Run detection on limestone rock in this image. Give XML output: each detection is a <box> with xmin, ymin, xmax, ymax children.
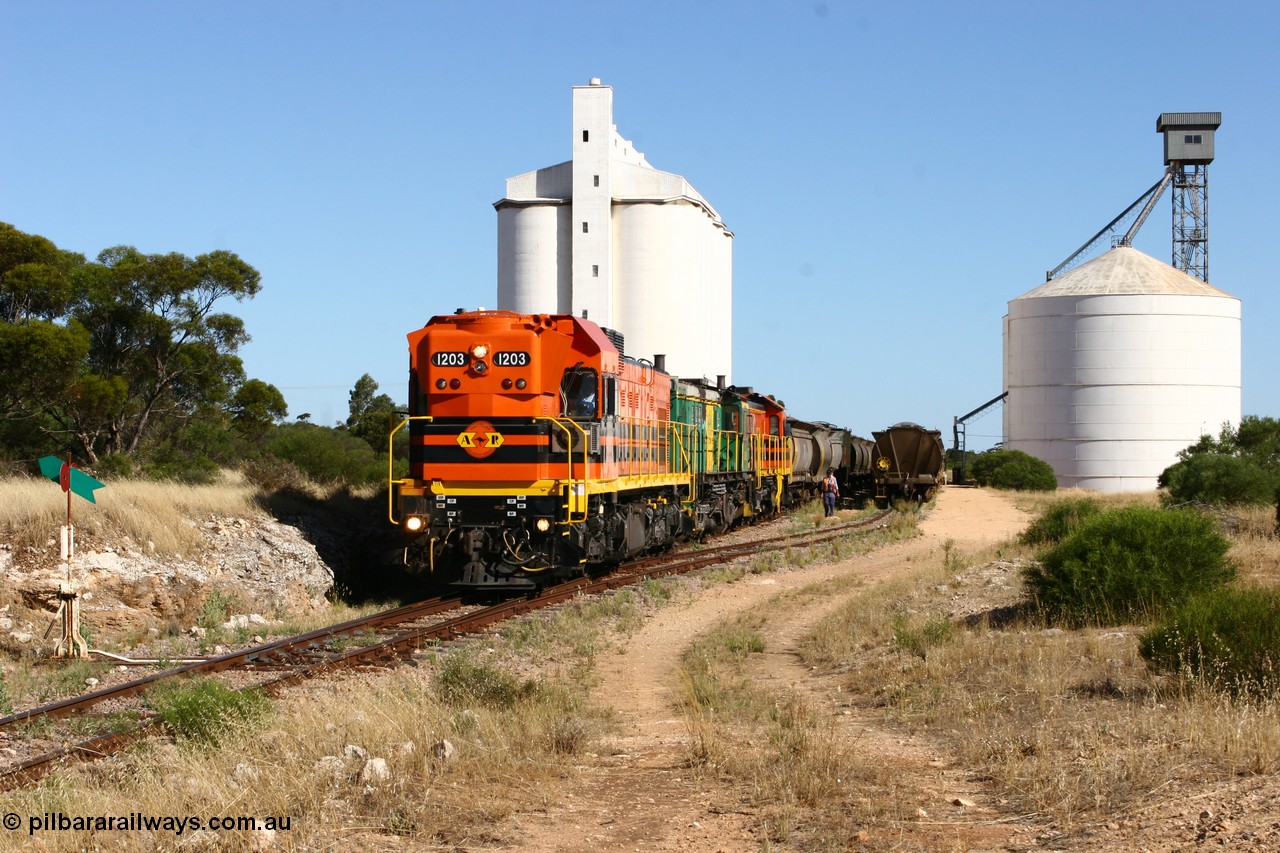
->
<box><xmin>0</xmin><ymin>511</ymin><xmax>336</xmax><ymax>645</ymax></box>
<box><xmin>360</xmin><ymin>757</ymin><xmax>390</xmax><ymax>785</ymax></box>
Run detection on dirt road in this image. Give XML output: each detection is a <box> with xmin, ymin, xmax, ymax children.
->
<box><xmin>499</xmin><ymin>487</ymin><xmax>1032</xmax><ymax>851</ymax></box>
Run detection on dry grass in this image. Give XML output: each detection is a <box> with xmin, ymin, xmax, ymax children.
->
<box><xmin>678</xmin><ymin>613</ymin><xmax>914</xmax><ymax>848</ymax></box>
<box><xmin>4</xmin><ymin>664</ymin><xmax>594</xmax><ymax>851</ymax></box>
<box><xmin>1225</xmin><ymin>503</ymin><xmax>1280</xmax><ymax>587</ymax></box>
<box><xmin>0</xmin><ymin>597</ymin><xmax>397</xmax><ymax>715</ymax></box>
<box><xmin>796</xmin><ymin>497</ymin><xmax>1280</xmax><ymax>831</ymax></box>
<box><xmin>699</xmin><ymin>505</ymin><xmax>919</xmax><ymax>588</ymax></box>
<box><xmin>0</xmin><ymin>473</ymin><xmax>259</xmax><ymax>559</ymax></box>
<box><xmin>673</xmin><ymin>510</ymin><xmax>927</xmax><ymax>847</ymax></box>
<box><xmin>674</xmin><ymin>492</ymin><xmax>1280</xmax><ymax>841</ymax></box>
<box><xmin>13</xmin><ymin>487</ymin><xmax>1276</xmax><ymax>846</ymax></box>
<box><xmin>1011</xmin><ymin>487</ymin><xmax>1160</xmax><ymax>515</ymax></box>
<box><xmin>0</xmin><ymin>469</ymin><xmax>373</xmax><ymax>563</ymax></box>
<box><xmin>3</xmin><ymin>575</ymin><xmax>666</xmax><ymax>851</ymax></box>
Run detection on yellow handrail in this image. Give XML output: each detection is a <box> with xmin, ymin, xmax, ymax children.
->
<box><xmin>388</xmin><ymin>412</ymin><xmax>794</xmax><ymax>529</ymax></box>
<box><xmin>387</xmin><ymin>415</ymin><xmax>433</xmax><ymax>524</ymax></box>
<box><xmin>749</xmin><ymin>432</ymin><xmax>793</xmax><ymax>486</ymax></box>
<box><xmin>534</xmin><ymin>416</ymin><xmax>590</xmax><ymax>524</ymax></box>
<box><xmin>671</xmin><ymin>423</ymin><xmax>695</xmax><ymax>503</ymax></box>
<box><xmin>617</xmin><ymin>414</ymin><xmax>698</xmax><ymax>507</ymax></box>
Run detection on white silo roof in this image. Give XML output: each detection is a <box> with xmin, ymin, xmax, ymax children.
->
<box><xmin>1015</xmin><ymin>245</ymin><xmax>1235</xmax><ymax>300</ymax></box>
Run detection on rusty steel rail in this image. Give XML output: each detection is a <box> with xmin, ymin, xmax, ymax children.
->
<box><xmin>0</xmin><ymin>719</ymin><xmax>161</xmax><ymax>792</ymax></box>
<box><xmin>625</xmin><ymin>510</ymin><xmax>892</xmax><ymax>578</ymax></box>
<box><xmin>1</xmin><ymin>509</ymin><xmax>891</xmax><ymax>790</ymax></box>
<box><xmin>0</xmin><ymin>595</ymin><xmax>465</xmax><ymax>733</ymax></box>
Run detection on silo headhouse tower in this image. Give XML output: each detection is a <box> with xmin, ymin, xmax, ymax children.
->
<box><xmin>494</xmin><ymin>79</ymin><xmax>734</xmax><ymax>384</ymax></box>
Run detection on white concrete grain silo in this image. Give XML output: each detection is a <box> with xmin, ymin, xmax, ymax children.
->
<box><xmin>495</xmin><ymin>79</ymin><xmax>734</xmax><ymax>383</ymax></box>
<box><xmin>1003</xmin><ymin>246</ymin><xmax>1240</xmax><ymax>492</ymax></box>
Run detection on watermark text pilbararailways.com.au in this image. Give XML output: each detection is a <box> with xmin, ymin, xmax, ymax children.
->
<box><xmin>7</xmin><ymin>811</ymin><xmax>292</xmax><ymax>836</ymax></box>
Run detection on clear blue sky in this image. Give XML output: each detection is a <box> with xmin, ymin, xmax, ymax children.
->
<box><xmin>5</xmin><ymin>1</ymin><xmax>1276</xmax><ymax>449</ymax></box>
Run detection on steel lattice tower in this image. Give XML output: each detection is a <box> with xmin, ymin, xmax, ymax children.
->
<box><xmin>1157</xmin><ymin>113</ymin><xmax>1221</xmax><ymax>282</ymax></box>
<box><xmin>1171</xmin><ymin>165</ymin><xmax>1209</xmax><ymax>281</ymax></box>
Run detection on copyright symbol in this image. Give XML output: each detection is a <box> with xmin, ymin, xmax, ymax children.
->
<box><xmin>2</xmin><ymin>813</ymin><xmax>19</xmax><ymax>831</ymax></box>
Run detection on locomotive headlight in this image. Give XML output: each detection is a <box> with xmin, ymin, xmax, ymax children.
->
<box><xmin>876</xmin><ymin>457</ymin><xmax>891</xmax><ymax>471</ymax></box>
<box><xmin>471</xmin><ymin>344</ymin><xmax>489</xmax><ymax>359</ymax></box>
<box><xmin>404</xmin><ymin>516</ymin><xmax>425</xmax><ymax>532</ymax></box>
<box><xmin>535</xmin><ymin>518</ymin><xmax>551</xmax><ymax>533</ymax></box>
<box><xmin>472</xmin><ymin>360</ymin><xmax>488</xmax><ymax>374</ymax></box>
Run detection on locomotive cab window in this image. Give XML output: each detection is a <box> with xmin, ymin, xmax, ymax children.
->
<box><xmin>561</xmin><ymin>367</ymin><xmax>598</xmax><ymax>419</ymax></box>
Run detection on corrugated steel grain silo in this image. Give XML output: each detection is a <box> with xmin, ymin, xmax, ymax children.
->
<box><xmin>1003</xmin><ymin>246</ymin><xmax>1240</xmax><ymax>491</ymax></box>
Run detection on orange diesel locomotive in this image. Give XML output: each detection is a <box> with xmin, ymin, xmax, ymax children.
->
<box><xmin>388</xmin><ymin>309</ymin><xmax>792</xmax><ymax>589</ymax></box>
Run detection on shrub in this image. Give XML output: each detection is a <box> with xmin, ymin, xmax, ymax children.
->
<box><xmin>1140</xmin><ymin>586</ymin><xmax>1280</xmax><ymax>694</ymax></box>
<box><xmin>1158</xmin><ymin>452</ymin><xmax>1279</xmax><ymax>506</ymax></box>
<box><xmin>1019</xmin><ymin>497</ymin><xmax>1101</xmax><ymax>546</ymax></box>
<box><xmin>195</xmin><ymin>588</ymin><xmax>245</xmax><ymax>647</ymax></box>
<box><xmin>891</xmin><ymin>613</ymin><xmax>954</xmax><ymax>659</ymax></box>
<box><xmin>143</xmin><ymin>453</ymin><xmax>221</xmax><ymax>484</ymax></box>
<box><xmin>147</xmin><ymin>679</ymin><xmax>271</xmax><ymax>746</ymax></box>
<box><xmin>266</xmin><ymin>422</ymin><xmax>383</xmax><ymax>487</ymax></box>
<box><xmin>968</xmin><ymin>449</ymin><xmax>1057</xmax><ymax>491</ymax></box>
<box><xmin>92</xmin><ymin>453</ymin><xmax>134</xmax><ymax>480</ymax></box>
<box><xmin>1023</xmin><ymin>506</ymin><xmax>1235</xmax><ymax>626</ymax></box>
<box><xmin>0</xmin><ymin>672</ymin><xmax>12</xmax><ymax>716</ymax></box>
<box><xmin>432</xmin><ymin>653</ymin><xmax>537</xmax><ymax>709</ymax></box>
<box><xmin>240</xmin><ymin>454</ymin><xmax>311</xmax><ymax>493</ymax></box>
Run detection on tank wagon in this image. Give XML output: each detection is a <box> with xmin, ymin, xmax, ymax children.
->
<box><xmin>871</xmin><ymin>422</ymin><xmax>946</xmax><ymax>506</ymax></box>
<box><xmin>788</xmin><ymin>418</ymin><xmax>875</xmax><ymax>501</ymax></box>
<box><xmin>388</xmin><ymin>310</ymin><xmax>900</xmax><ymax>589</ymax></box>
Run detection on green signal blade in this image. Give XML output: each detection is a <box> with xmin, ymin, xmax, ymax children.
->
<box><xmin>68</xmin><ymin>467</ymin><xmax>105</xmax><ymax>503</ymax></box>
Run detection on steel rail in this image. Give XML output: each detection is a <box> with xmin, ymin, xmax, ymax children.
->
<box><xmin>0</xmin><ymin>509</ymin><xmax>891</xmax><ymax>790</ymax></box>
<box><xmin>0</xmin><ymin>595</ymin><xmax>464</xmax><ymax>733</ymax></box>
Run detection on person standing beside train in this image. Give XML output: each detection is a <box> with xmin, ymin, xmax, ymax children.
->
<box><xmin>822</xmin><ymin>468</ymin><xmax>839</xmax><ymax>518</ymax></box>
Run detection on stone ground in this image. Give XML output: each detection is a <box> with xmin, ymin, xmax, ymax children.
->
<box><xmin>1</xmin><ymin>514</ymin><xmax>334</xmax><ymax>650</ymax></box>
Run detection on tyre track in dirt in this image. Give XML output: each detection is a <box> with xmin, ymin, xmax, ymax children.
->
<box><xmin>499</xmin><ymin>487</ymin><xmax>1033</xmax><ymax>852</ymax></box>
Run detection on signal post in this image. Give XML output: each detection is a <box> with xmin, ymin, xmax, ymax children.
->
<box><xmin>37</xmin><ymin>455</ymin><xmax>104</xmax><ymax>659</ymax></box>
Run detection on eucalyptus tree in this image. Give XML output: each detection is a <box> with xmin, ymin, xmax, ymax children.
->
<box><xmin>1</xmin><ymin>223</ymin><xmax>286</xmax><ymax>467</ymax></box>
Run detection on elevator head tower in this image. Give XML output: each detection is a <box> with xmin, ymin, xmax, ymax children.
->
<box><xmin>1157</xmin><ymin>112</ymin><xmax>1221</xmax><ymax>283</ymax></box>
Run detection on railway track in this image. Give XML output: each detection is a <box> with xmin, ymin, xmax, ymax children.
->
<box><xmin>0</xmin><ymin>508</ymin><xmax>891</xmax><ymax>791</ymax></box>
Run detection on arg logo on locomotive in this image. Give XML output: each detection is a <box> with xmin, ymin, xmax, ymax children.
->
<box><xmin>457</xmin><ymin>420</ymin><xmax>504</xmax><ymax>459</ymax></box>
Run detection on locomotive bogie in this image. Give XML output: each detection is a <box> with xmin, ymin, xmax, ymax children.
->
<box><xmin>398</xmin><ymin>479</ymin><xmax>700</xmax><ymax>584</ymax></box>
